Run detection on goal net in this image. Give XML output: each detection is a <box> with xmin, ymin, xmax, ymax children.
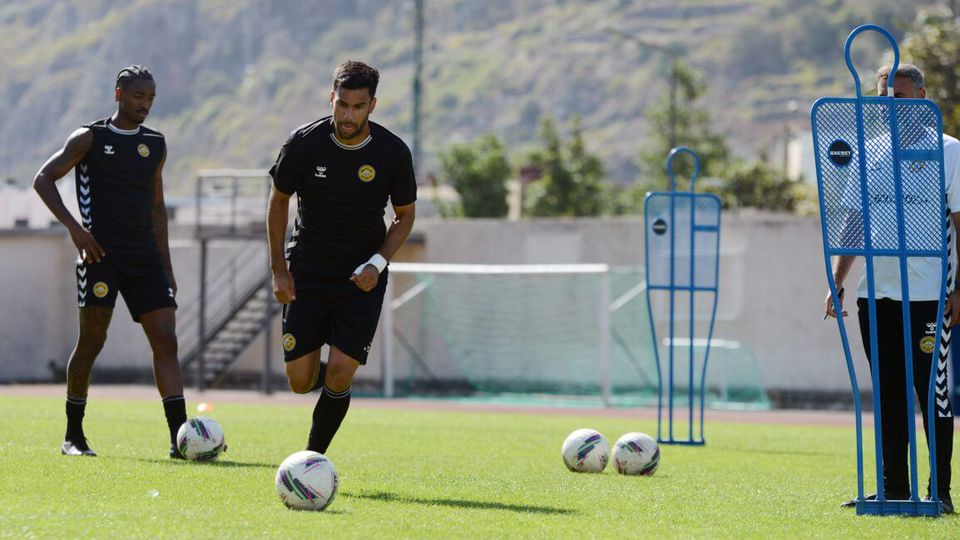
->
<box><xmin>380</xmin><ymin>263</ymin><xmax>767</xmax><ymax>408</ymax></box>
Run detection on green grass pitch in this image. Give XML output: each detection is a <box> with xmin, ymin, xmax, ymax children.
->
<box><xmin>0</xmin><ymin>394</ymin><xmax>956</xmax><ymax>538</ymax></box>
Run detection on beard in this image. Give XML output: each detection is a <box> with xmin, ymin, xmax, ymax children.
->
<box><xmin>335</xmin><ymin>117</ymin><xmax>367</xmax><ymax>140</ymax></box>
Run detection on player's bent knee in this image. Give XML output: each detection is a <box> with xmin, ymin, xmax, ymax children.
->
<box><xmin>284</xmin><ymin>350</ymin><xmax>322</xmax><ymax>394</ymax></box>
<box><xmin>324</xmin><ymin>369</ymin><xmax>355</xmax><ymax>393</ymax></box>
<box><xmin>288</xmin><ymin>377</ymin><xmax>314</xmax><ymax>394</ymax></box>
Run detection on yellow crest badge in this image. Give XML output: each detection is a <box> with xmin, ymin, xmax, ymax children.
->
<box><xmin>137</xmin><ymin>143</ymin><xmax>150</xmax><ymax>157</ymax></box>
<box><xmin>282</xmin><ymin>333</ymin><xmax>297</xmax><ymax>352</ymax></box>
<box><xmin>358</xmin><ymin>164</ymin><xmax>376</xmax><ymax>183</ymax></box>
<box><xmin>93</xmin><ymin>282</ymin><xmax>109</xmax><ymax>298</ymax></box>
<box><xmin>919</xmin><ymin>335</ymin><xmax>935</xmax><ymax>355</ymax></box>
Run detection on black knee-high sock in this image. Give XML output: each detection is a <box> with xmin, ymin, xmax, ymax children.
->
<box><xmin>162</xmin><ymin>395</ymin><xmax>187</xmax><ymax>445</ymax></box>
<box><xmin>306</xmin><ymin>386</ymin><xmax>351</xmax><ymax>453</ymax></box>
<box><xmin>65</xmin><ymin>395</ymin><xmax>87</xmax><ymax>441</ymax></box>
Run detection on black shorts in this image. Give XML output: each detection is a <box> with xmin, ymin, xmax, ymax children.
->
<box><xmin>281</xmin><ymin>268</ymin><xmax>388</xmax><ymax>364</ymax></box>
<box><xmin>76</xmin><ymin>252</ymin><xmax>177</xmax><ymax>322</ymax></box>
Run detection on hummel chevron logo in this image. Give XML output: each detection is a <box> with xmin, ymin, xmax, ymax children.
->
<box><xmin>104</xmin><ymin>145</ymin><xmax>114</xmax><ymax>155</ymax></box>
<box><xmin>79</xmin><ymin>185</ymin><xmax>90</xmax><ymax>196</ymax></box>
<box><xmin>79</xmin><ymin>164</ymin><xmax>88</xmax><ymax>173</ymax></box>
<box><xmin>78</xmin><ymin>279</ymin><xmax>87</xmax><ymax>289</ymax></box>
<box><xmin>79</xmin><ymin>174</ymin><xmax>90</xmax><ymax>185</ymax></box>
<box><xmin>77</xmin><ymin>267</ymin><xmax>86</xmax><ymax>278</ymax></box>
<box><xmin>80</xmin><ymin>196</ymin><xmax>91</xmax><ymax>205</ymax></box>
<box><xmin>80</xmin><ymin>207</ymin><xmax>91</xmax><ymax>217</ymax></box>
<box><xmin>315</xmin><ymin>166</ymin><xmax>327</xmax><ymax>178</ymax></box>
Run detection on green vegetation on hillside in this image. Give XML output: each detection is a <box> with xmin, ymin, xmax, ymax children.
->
<box><xmin>0</xmin><ymin>0</ymin><xmax>941</xmax><ymax>195</ymax></box>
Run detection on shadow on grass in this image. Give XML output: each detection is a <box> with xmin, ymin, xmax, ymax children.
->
<box><xmin>342</xmin><ymin>490</ymin><xmax>575</xmax><ymax>515</ymax></box>
<box><xmin>116</xmin><ymin>455</ymin><xmax>277</xmax><ymax>469</ymax></box>
<box><xmin>709</xmin><ymin>444</ymin><xmax>843</xmax><ymax>458</ymax></box>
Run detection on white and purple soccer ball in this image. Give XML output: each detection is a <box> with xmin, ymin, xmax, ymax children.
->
<box><xmin>561</xmin><ymin>428</ymin><xmax>609</xmax><ymax>473</ymax></box>
<box><xmin>275</xmin><ymin>451</ymin><xmax>339</xmax><ymax>511</ymax></box>
<box><xmin>612</xmin><ymin>432</ymin><xmax>660</xmax><ymax>476</ymax></box>
<box><xmin>176</xmin><ymin>417</ymin><xmax>226</xmax><ymax>461</ymax></box>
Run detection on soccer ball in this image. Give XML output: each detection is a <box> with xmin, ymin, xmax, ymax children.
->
<box><xmin>561</xmin><ymin>428</ymin><xmax>609</xmax><ymax>473</ymax></box>
<box><xmin>612</xmin><ymin>432</ymin><xmax>660</xmax><ymax>476</ymax></box>
<box><xmin>175</xmin><ymin>417</ymin><xmax>226</xmax><ymax>461</ymax></box>
<box><xmin>275</xmin><ymin>451</ymin><xmax>339</xmax><ymax>511</ymax></box>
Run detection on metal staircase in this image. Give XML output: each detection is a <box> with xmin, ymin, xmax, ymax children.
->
<box><xmin>177</xmin><ymin>169</ymin><xmax>278</xmax><ymax>391</ymax></box>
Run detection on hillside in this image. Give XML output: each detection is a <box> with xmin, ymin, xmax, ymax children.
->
<box><xmin>0</xmin><ymin>0</ymin><xmax>939</xmax><ymax>192</ymax></box>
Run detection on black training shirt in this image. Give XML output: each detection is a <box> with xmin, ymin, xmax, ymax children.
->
<box><xmin>75</xmin><ymin>118</ymin><xmax>165</xmax><ymax>255</ymax></box>
<box><xmin>270</xmin><ymin>117</ymin><xmax>417</xmax><ymax>272</ymax></box>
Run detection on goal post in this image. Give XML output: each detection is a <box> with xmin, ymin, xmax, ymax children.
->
<box><xmin>380</xmin><ymin>263</ymin><xmax>633</xmax><ymax>406</ymax></box>
<box><xmin>378</xmin><ymin>262</ymin><xmax>768</xmax><ymax>409</ymax></box>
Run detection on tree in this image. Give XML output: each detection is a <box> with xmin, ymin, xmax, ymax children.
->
<box><xmin>439</xmin><ymin>134</ymin><xmax>511</xmax><ymax>218</ymax></box>
<box><xmin>716</xmin><ymin>157</ymin><xmax>802</xmax><ymax>212</ymax></box>
<box><xmin>902</xmin><ymin>5</ymin><xmax>960</xmax><ymax>136</ymax></box>
<box><xmin>525</xmin><ymin>116</ymin><xmax>606</xmax><ymax>217</ymax></box>
<box><xmin>635</xmin><ymin>61</ymin><xmax>731</xmax><ymax>193</ymax></box>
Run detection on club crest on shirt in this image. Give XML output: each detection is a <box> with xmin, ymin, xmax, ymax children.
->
<box><xmin>282</xmin><ymin>333</ymin><xmax>297</xmax><ymax>352</ymax></box>
<box><xmin>93</xmin><ymin>282</ymin><xmax>109</xmax><ymax>298</ymax></box>
<box><xmin>137</xmin><ymin>143</ymin><xmax>150</xmax><ymax>157</ymax></box>
<box><xmin>919</xmin><ymin>335</ymin><xmax>935</xmax><ymax>354</ymax></box>
<box><xmin>358</xmin><ymin>164</ymin><xmax>376</xmax><ymax>183</ymax></box>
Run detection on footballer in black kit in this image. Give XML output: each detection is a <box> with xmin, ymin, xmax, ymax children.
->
<box><xmin>267</xmin><ymin>61</ymin><xmax>416</xmax><ymax>454</ymax></box>
<box><xmin>33</xmin><ymin>66</ymin><xmax>188</xmax><ymax>458</ymax></box>
<box><xmin>74</xmin><ymin>118</ymin><xmax>174</xmax><ymax>318</ymax></box>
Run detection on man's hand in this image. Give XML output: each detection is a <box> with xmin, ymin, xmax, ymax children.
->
<box><xmin>824</xmin><ymin>287</ymin><xmax>847</xmax><ymax>319</ymax></box>
<box><xmin>350</xmin><ymin>265</ymin><xmax>380</xmax><ymax>292</ymax></box>
<box><xmin>946</xmin><ymin>289</ymin><xmax>960</xmax><ymax>327</ymax></box>
<box><xmin>273</xmin><ymin>267</ymin><xmax>296</xmax><ymax>304</ymax></box>
<box><xmin>69</xmin><ymin>224</ymin><xmax>105</xmax><ymax>263</ymax></box>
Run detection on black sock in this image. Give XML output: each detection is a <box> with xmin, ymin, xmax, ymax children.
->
<box><xmin>306</xmin><ymin>386</ymin><xmax>351</xmax><ymax>453</ymax></box>
<box><xmin>309</xmin><ymin>362</ymin><xmax>329</xmax><ymax>392</ymax></box>
<box><xmin>65</xmin><ymin>395</ymin><xmax>87</xmax><ymax>441</ymax></box>
<box><xmin>162</xmin><ymin>395</ymin><xmax>187</xmax><ymax>446</ymax></box>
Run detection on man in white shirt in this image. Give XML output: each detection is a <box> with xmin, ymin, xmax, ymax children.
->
<box><xmin>826</xmin><ymin>63</ymin><xmax>957</xmax><ymax>514</ymax></box>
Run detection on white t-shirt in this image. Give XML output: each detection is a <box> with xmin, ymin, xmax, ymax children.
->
<box><xmin>843</xmin><ymin>132</ymin><xmax>960</xmax><ymax>301</ymax></box>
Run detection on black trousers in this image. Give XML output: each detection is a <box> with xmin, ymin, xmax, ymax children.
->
<box><xmin>857</xmin><ymin>298</ymin><xmax>953</xmax><ymax>497</ymax></box>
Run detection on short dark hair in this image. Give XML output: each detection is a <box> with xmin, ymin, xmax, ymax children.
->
<box><xmin>876</xmin><ymin>63</ymin><xmax>924</xmax><ymax>93</ymax></box>
<box><xmin>333</xmin><ymin>61</ymin><xmax>379</xmax><ymax>98</ymax></box>
<box><xmin>116</xmin><ymin>65</ymin><xmax>154</xmax><ymax>90</ymax></box>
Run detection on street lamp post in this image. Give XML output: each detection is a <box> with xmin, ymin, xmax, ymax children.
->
<box><xmin>783</xmin><ymin>100</ymin><xmax>798</xmax><ymax>182</ymax></box>
<box><xmin>606</xmin><ymin>27</ymin><xmax>684</xmax><ymax>151</ymax></box>
<box><xmin>412</xmin><ymin>0</ymin><xmax>424</xmax><ymax>176</ymax></box>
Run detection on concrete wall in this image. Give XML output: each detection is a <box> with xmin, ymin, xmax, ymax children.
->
<box><xmin>0</xmin><ymin>214</ymin><xmax>874</xmax><ymax>396</ymax></box>
<box><xmin>420</xmin><ymin>214</ymin><xmax>868</xmax><ymax>394</ymax></box>
<box><xmin>0</xmin><ymin>230</ymin><xmax>77</xmax><ymax>380</ymax></box>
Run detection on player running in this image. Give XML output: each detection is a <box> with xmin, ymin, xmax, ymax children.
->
<box><xmin>267</xmin><ymin>60</ymin><xmax>416</xmax><ymax>454</ymax></box>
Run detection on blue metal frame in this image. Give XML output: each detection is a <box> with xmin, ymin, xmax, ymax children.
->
<box><xmin>811</xmin><ymin>24</ymin><xmax>946</xmax><ymax>517</ymax></box>
<box><xmin>644</xmin><ymin>146</ymin><xmax>721</xmax><ymax>446</ymax></box>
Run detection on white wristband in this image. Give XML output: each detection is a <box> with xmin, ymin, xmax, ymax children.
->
<box><xmin>354</xmin><ymin>253</ymin><xmax>388</xmax><ymax>275</ymax></box>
